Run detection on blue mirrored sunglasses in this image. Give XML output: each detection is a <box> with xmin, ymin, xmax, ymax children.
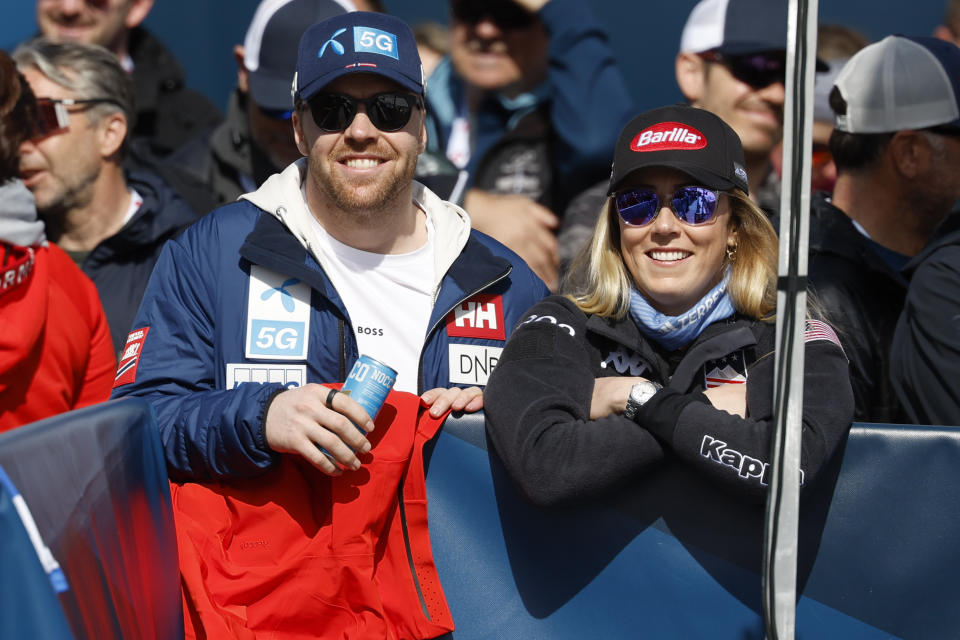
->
<box><xmin>614</xmin><ymin>186</ymin><xmax>721</xmax><ymax>227</ymax></box>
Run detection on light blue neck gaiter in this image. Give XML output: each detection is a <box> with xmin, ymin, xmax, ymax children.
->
<box><xmin>628</xmin><ymin>269</ymin><xmax>735</xmax><ymax>350</ymax></box>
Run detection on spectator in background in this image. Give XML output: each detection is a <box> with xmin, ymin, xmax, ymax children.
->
<box><xmin>934</xmin><ymin>0</ymin><xmax>960</xmax><ymax>47</ymax></box>
<box><xmin>160</xmin><ymin>0</ymin><xmax>353</xmax><ymax>215</ymax></box>
<box><xmin>425</xmin><ymin>0</ymin><xmax>634</xmax><ymax>290</ymax></box>
<box><xmin>0</xmin><ymin>50</ymin><xmax>114</xmax><ymax>432</ymax></box>
<box><xmin>769</xmin><ymin>24</ymin><xmax>869</xmax><ymax>194</ymax></box>
<box><xmin>414</xmin><ymin>21</ymin><xmax>449</xmax><ymax>79</ymax></box>
<box><xmin>15</xmin><ymin>39</ymin><xmax>199</xmax><ymax>354</ymax></box>
<box><xmin>808</xmin><ymin>35</ymin><xmax>960</xmax><ymax>423</ymax></box>
<box><xmin>34</xmin><ymin>0</ymin><xmax>221</xmax><ymax>158</ymax></box>
<box><xmin>675</xmin><ymin>0</ymin><xmax>793</xmax><ymax>216</ymax></box>
<box><xmin>887</xmin><ymin>36</ymin><xmax>960</xmax><ymax>426</ymax></box>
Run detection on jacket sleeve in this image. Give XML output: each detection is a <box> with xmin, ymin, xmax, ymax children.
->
<box><xmin>539</xmin><ymin>0</ymin><xmax>635</xmax><ymax>196</ymax></box>
<box><xmin>890</xmin><ymin>246</ymin><xmax>960</xmax><ymax>425</ymax></box>
<box><xmin>484</xmin><ymin>298</ymin><xmax>666</xmax><ymax>507</ymax></box>
<box><xmin>637</xmin><ymin>332</ymin><xmax>854</xmax><ymax>501</ymax></box>
<box><xmin>111</xmin><ymin>229</ymin><xmax>279</xmax><ymax>482</ymax></box>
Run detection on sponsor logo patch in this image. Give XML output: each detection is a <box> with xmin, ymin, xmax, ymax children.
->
<box><xmin>446</xmin><ymin>294</ymin><xmax>505</xmax><ymax>340</ymax></box>
<box><xmin>246</xmin><ymin>266</ymin><xmax>311</xmax><ymax>361</ymax></box>
<box><xmin>226</xmin><ymin>363</ymin><xmax>306</xmax><ymax>390</ymax></box>
<box><xmin>114</xmin><ymin>327</ymin><xmax>149</xmax><ymax>388</ymax></box>
<box><xmin>353</xmin><ymin>26</ymin><xmax>399</xmax><ymax>59</ymax></box>
<box><xmin>519</xmin><ymin>313</ymin><xmax>576</xmax><ymax>337</ymax></box>
<box><xmin>702</xmin><ymin>351</ymin><xmax>747</xmax><ymax>389</ymax></box>
<box><xmin>599</xmin><ymin>347</ymin><xmax>648</xmax><ymax>376</ymax></box>
<box><xmin>448</xmin><ymin>344</ymin><xmax>503</xmax><ymax>386</ymax></box>
<box><xmin>630</xmin><ymin>122</ymin><xmax>707</xmax><ymax>152</ymax></box>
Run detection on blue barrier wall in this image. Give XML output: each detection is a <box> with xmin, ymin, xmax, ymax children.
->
<box><xmin>3</xmin><ymin>400</ymin><xmax>959</xmax><ymax>639</ymax></box>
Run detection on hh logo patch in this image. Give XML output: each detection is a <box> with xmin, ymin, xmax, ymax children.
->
<box><xmin>446</xmin><ymin>294</ymin><xmax>505</xmax><ymax>341</ymax></box>
<box><xmin>226</xmin><ymin>364</ymin><xmax>306</xmax><ymax>390</ymax></box>
<box><xmin>114</xmin><ymin>327</ymin><xmax>149</xmax><ymax>387</ymax></box>
<box><xmin>449</xmin><ymin>344</ymin><xmax>502</xmax><ymax>386</ymax></box>
<box><xmin>703</xmin><ymin>351</ymin><xmax>747</xmax><ymax>389</ymax></box>
<box><xmin>246</xmin><ymin>266</ymin><xmax>311</xmax><ymax>360</ymax></box>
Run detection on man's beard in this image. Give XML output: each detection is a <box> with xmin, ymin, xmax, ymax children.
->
<box><xmin>309</xmin><ymin>143</ymin><xmax>419</xmax><ymax>223</ymax></box>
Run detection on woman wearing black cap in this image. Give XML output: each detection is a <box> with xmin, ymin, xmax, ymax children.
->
<box><xmin>483</xmin><ymin>104</ymin><xmax>853</xmax><ymax>505</ymax></box>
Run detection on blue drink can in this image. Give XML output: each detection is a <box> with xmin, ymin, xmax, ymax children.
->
<box><xmin>341</xmin><ymin>355</ymin><xmax>397</xmax><ymax>434</ymax></box>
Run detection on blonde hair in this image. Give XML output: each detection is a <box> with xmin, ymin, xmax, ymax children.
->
<box><xmin>564</xmin><ymin>188</ymin><xmax>778</xmax><ymax>321</ymax></box>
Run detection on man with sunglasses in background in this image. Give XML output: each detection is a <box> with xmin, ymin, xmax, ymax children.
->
<box><xmin>806</xmin><ymin>35</ymin><xmax>960</xmax><ymax>424</ymax></box>
<box><xmin>159</xmin><ymin>0</ymin><xmax>353</xmax><ymax>216</ymax></box>
<box><xmin>675</xmin><ymin>0</ymin><xmax>793</xmax><ymax>217</ymax></box>
<box><xmin>32</xmin><ymin>0</ymin><xmax>221</xmax><ymax>160</ymax></box>
<box><xmin>112</xmin><ymin>12</ymin><xmax>548</xmax><ymax>486</ymax></box>
<box><xmin>14</xmin><ymin>39</ymin><xmax>198</xmax><ymax>356</ymax></box>
<box><xmin>424</xmin><ymin>0</ymin><xmax>633</xmax><ymax>290</ymax></box>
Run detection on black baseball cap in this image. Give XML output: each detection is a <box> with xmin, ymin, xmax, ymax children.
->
<box><xmin>608</xmin><ymin>104</ymin><xmax>749</xmax><ymax>195</ymax></box>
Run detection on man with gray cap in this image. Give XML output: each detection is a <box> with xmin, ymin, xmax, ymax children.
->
<box><xmin>113</xmin><ymin>12</ymin><xmax>548</xmax><ymax>482</ymax></box>
<box><xmin>161</xmin><ymin>0</ymin><xmax>354</xmax><ymax>214</ymax></box>
<box><xmin>807</xmin><ymin>35</ymin><xmax>960</xmax><ymax>424</ymax></box>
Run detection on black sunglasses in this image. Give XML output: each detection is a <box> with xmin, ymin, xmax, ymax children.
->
<box><xmin>306</xmin><ymin>92</ymin><xmax>421</xmax><ymax>133</ymax></box>
<box><xmin>614</xmin><ymin>186</ymin><xmax>723</xmax><ymax>227</ymax></box>
<box><xmin>699</xmin><ymin>50</ymin><xmax>786</xmax><ymax>90</ymax></box>
<box><xmin>450</xmin><ymin>0</ymin><xmax>537</xmax><ymax>30</ymax></box>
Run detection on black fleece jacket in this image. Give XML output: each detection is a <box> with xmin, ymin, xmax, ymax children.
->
<box><xmin>484</xmin><ymin>296</ymin><xmax>854</xmax><ymax>506</ymax></box>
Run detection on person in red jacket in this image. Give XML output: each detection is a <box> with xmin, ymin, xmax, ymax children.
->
<box><xmin>0</xmin><ymin>50</ymin><xmax>115</xmax><ymax>432</ymax></box>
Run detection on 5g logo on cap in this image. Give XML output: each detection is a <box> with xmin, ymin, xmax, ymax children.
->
<box><xmin>353</xmin><ymin>26</ymin><xmax>398</xmax><ymax>60</ymax></box>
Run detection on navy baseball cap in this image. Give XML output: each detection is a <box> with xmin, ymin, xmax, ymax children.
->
<box><xmin>609</xmin><ymin>105</ymin><xmax>750</xmax><ymax>196</ymax></box>
<box><xmin>243</xmin><ymin>0</ymin><xmax>352</xmax><ymax>112</ymax></box>
<box><xmin>294</xmin><ymin>11</ymin><xmax>424</xmax><ymax>104</ymax></box>
<box><xmin>832</xmin><ymin>35</ymin><xmax>960</xmax><ymax>134</ymax></box>
<box><xmin>680</xmin><ymin>0</ymin><xmax>788</xmax><ymax>55</ymax></box>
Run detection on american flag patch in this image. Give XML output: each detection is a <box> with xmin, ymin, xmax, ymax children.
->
<box><xmin>804</xmin><ymin>319</ymin><xmax>843</xmax><ymax>352</ymax></box>
<box><xmin>703</xmin><ymin>351</ymin><xmax>747</xmax><ymax>389</ymax></box>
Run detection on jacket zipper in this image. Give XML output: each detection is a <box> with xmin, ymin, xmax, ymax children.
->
<box><xmin>400</xmin><ymin>266</ymin><xmax>512</xmax><ymax>615</ymax></box>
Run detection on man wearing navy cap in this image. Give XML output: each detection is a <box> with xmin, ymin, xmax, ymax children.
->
<box><xmin>113</xmin><ymin>12</ymin><xmax>548</xmax><ymax>481</ymax></box>
<box><xmin>807</xmin><ymin>35</ymin><xmax>960</xmax><ymax>423</ymax></box>
<box><xmin>675</xmin><ymin>0</ymin><xmax>791</xmax><ymax>215</ymax></box>
<box><xmin>160</xmin><ymin>0</ymin><xmax>354</xmax><ymax>214</ymax></box>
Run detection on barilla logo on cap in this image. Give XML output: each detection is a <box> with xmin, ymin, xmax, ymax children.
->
<box><xmin>631</xmin><ymin>122</ymin><xmax>707</xmax><ymax>152</ymax></box>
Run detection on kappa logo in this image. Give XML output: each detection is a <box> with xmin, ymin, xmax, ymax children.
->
<box><xmin>599</xmin><ymin>347</ymin><xmax>648</xmax><ymax>376</ymax></box>
<box><xmin>631</xmin><ymin>121</ymin><xmax>707</xmax><ymax>152</ymax></box>
<box><xmin>701</xmin><ymin>435</ymin><xmax>805</xmax><ymax>486</ymax></box>
<box><xmin>318</xmin><ymin>28</ymin><xmax>347</xmax><ymax>57</ymax></box>
<box><xmin>446</xmin><ymin>294</ymin><xmax>505</xmax><ymax>341</ymax></box>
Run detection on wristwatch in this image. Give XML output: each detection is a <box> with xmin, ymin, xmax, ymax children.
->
<box><xmin>623</xmin><ymin>380</ymin><xmax>663</xmax><ymax>422</ymax></box>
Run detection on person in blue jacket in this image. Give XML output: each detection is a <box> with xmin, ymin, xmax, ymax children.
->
<box><xmin>425</xmin><ymin>0</ymin><xmax>634</xmax><ymax>290</ymax></box>
<box><xmin>111</xmin><ymin>11</ymin><xmax>549</xmax><ymax>482</ymax></box>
